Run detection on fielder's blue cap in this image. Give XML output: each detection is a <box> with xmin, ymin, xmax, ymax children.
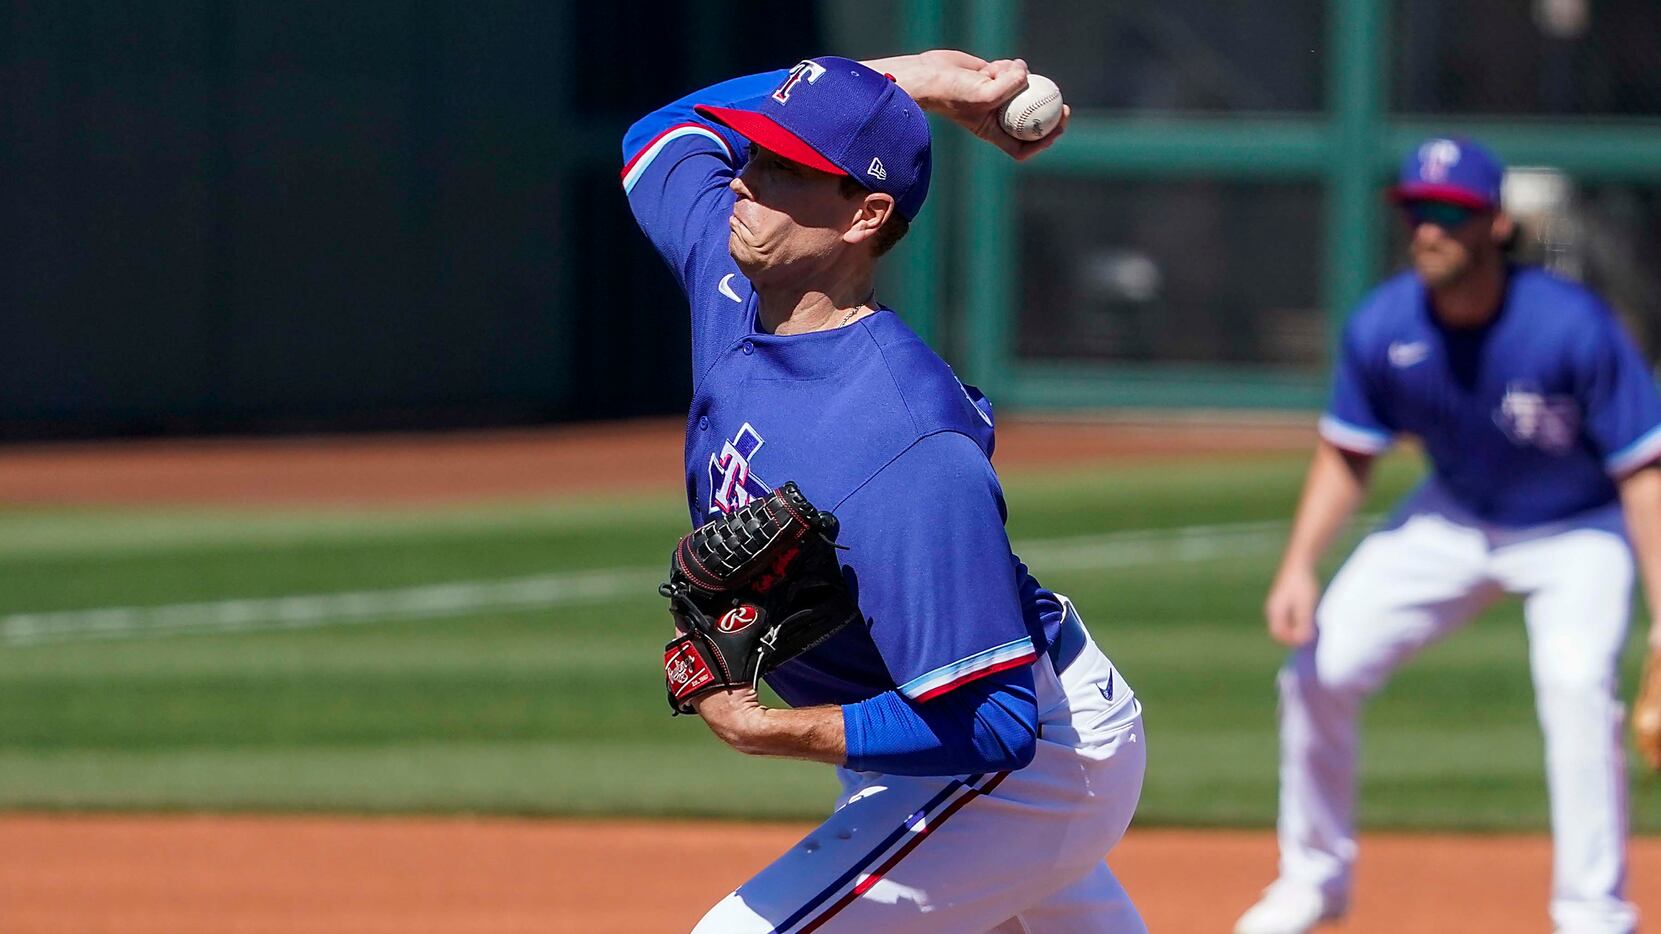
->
<box><xmin>1389</xmin><ymin>136</ymin><xmax>1505</xmax><ymax>210</ymax></box>
<box><xmin>695</xmin><ymin>56</ymin><xmax>932</xmax><ymax>220</ymax></box>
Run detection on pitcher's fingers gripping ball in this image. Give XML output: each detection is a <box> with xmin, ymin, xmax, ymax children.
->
<box><xmin>999</xmin><ymin>73</ymin><xmax>1063</xmax><ymax>142</ymax></box>
<box><xmin>661</xmin><ymin>482</ymin><xmax>860</xmax><ymax>713</ymax></box>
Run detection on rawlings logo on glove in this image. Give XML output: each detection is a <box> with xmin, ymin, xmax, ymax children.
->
<box><xmin>659</xmin><ymin>482</ymin><xmax>859</xmax><ymax>715</ymax></box>
<box><xmin>664</xmin><ymin>642</ymin><xmax>716</xmax><ymax>699</ymax></box>
<box><xmin>717</xmin><ymin>605</ymin><xmax>760</xmax><ymax>633</ymax></box>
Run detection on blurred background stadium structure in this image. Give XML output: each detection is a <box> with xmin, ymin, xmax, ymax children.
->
<box><xmin>3</xmin><ymin>0</ymin><xmax>1660</xmax><ymax>440</ymax></box>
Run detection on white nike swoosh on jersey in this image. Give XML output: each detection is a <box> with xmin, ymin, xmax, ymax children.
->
<box><xmin>1388</xmin><ymin>341</ymin><xmax>1430</xmax><ymax>368</ymax></box>
<box><xmin>718</xmin><ymin>273</ymin><xmax>743</xmax><ymax>304</ymax></box>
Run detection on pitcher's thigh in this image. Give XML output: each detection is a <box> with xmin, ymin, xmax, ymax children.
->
<box><xmin>694</xmin><ymin>755</ymin><xmax>1136</xmax><ymax>934</ymax></box>
<box><xmin>993</xmin><ymin>861</ymin><xmax>1148</xmax><ymax>934</ymax></box>
<box><xmin>691</xmin><ymin>772</ymin><xmax>1017</xmax><ymax>933</ymax></box>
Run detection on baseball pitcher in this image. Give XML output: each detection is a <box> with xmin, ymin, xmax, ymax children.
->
<box><xmin>623</xmin><ymin>51</ymin><xmax>1149</xmax><ymax>932</ymax></box>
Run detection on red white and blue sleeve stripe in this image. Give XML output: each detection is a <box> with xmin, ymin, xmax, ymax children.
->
<box><xmin>620</xmin><ymin>122</ymin><xmax>732</xmax><ymax>195</ymax></box>
<box><xmin>1318</xmin><ymin>414</ymin><xmax>1393</xmax><ymax>455</ymax></box>
<box><xmin>898</xmin><ymin>637</ymin><xmax>1037</xmax><ymax>702</ymax></box>
<box><xmin>1607</xmin><ymin>422</ymin><xmax>1661</xmax><ymax>477</ymax></box>
<box><xmin>618</xmin><ymin>69</ymin><xmax>785</xmax><ymax>194</ymax></box>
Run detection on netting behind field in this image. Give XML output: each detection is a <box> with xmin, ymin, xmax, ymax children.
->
<box><xmin>1014</xmin><ymin>178</ymin><xmax>1328</xmax><ymax>370</ymax></box>
<box><xmin>1393</xmin><ymin>0</ymin><xmax>1661</xmax><ymax>116</ymax></box>
<box><xmin>1015</xmin><ymin>0</ymin><xmax>1661</xmax><ymax>117</ymax></box>
<box><xmin>1019</xmin><ymin>0</ymin><xmax>1328</xmax><ymax>113</ymax></box>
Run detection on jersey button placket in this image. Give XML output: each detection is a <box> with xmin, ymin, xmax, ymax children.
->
<box><xmin>741</xmin><ymin>340</ymin><xmax>754</xmax><ymax>355</ymax></box>
<box><xmin>698</xmin><ymin>416</ymin><xmax>710</xmax><ymax>431</ymax></box>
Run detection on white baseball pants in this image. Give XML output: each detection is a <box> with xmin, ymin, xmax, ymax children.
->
<box><xmin>1276</xmin><ymin>483</ymin><xmax>1637</xmax><ymax>933</ymax></box>
<box><xmin>691</xmin><ymin>621</ymin><xmax>1147</xmax><ymax>933</ymax></box>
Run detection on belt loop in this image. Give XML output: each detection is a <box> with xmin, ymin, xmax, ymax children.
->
<box><xmin>1046</xmin><ymin>594</ymin><xmax>1087</xmax><ymax>674</ymax></box>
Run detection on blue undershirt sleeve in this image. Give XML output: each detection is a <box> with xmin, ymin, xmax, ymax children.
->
<box><xmin>842</xmin><ymin>665</ymin><xmax>1038</xmax><ymax>776</ymax></box>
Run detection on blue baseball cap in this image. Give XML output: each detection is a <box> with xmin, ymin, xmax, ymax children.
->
<box><xmin>695</xmin><ymin>57</ymin><xmax>932</xmax><ymax>220</ymax></box>
<box><xmin>1389</xmin><ymin>137</ymin><xmax>1504</xmax><ymax>210</ymax></box>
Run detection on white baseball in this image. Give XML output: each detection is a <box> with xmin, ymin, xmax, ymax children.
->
<box><xmin>999</xmin><ymin>74</ymin><xmax>1063</xmax><ymax>142</ymax></box>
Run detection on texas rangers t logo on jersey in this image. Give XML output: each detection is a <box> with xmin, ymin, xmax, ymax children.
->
<box><xmin>708</xmin><ymin>422</ymin><xmax>772</xmax><ymax>515</ymax></box>
<box><xmin>772</xmin><ymin>60</ymin><xmax>827</xmax><ymax>104</ymax></box>
<box><xmin>1494</xmin><ymin>382</ymin><xmax>1580</xmax><ymax>455</ymax></box>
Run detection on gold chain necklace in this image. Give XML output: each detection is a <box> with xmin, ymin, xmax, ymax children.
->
<box><xmin>838</xmin><ymin>293</ymin><xmax>876</xmax><ymax>329</ymax></box>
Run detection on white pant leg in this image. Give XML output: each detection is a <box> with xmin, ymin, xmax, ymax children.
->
<box><xmin>693</xmin><ymin>635</ymin><xmax>1145</xmax><ymax>934</ymax></box>
<box><xmin>1491</xmin><ymin>525</ymin><xmax>1637</xmax><ymax>934</ymax></box>
<box><xmin>986</xmin><ymin>861</ymin><xmax>1149</xmax><ymax>934</ymax></box>
<box><xmin>1277</xmin><ymin>507</ymin><xmax>1499</xmax><ymax>902</ymax></box>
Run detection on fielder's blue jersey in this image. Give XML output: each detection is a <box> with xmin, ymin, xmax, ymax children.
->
<box><xmin>1321</xmin><ymin>267</ymin><xmax>1661</xmax><ymax>526</ymax></box>
<box><xmin>624</xmin><ymin>72</ymin><xmax>1066</xmax><ymax>708</ymax></box>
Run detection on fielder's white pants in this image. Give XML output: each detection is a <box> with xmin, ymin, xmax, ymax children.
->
<box><xmin>1277</xmin><ymin>483</ymin><xmax>1636</xmax><ymax>933</ymax></box>
<box><xmin>692</xmin><ymin>620</ymin><xmax>1147</xmax><ymax>933</ymax></box>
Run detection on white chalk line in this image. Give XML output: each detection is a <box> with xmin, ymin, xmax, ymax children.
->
<box><xmin>0</xmin><ymin>517</ymin><xmax>1348</xmax><ymax>648</ymax></box>
<box><xmin>0</xmin><ymin>568</ymin><xmax>662</xmax><ymax>648</ymax></box>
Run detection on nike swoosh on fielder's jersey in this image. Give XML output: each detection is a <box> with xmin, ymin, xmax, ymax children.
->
<box><xmin>718</xmin><ymin>273</ymin><xmax>743</xmax><ymax>303</ymax></box>
<box><xmin>1388</xmin><ymin>340</ymin><xmax>1430</xmax><ymax>368</ymax></box>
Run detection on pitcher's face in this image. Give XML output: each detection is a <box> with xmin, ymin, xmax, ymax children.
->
<box><xmin>726</xmin><ymin>146</ymin><xmax>860</xmax><ymax>286</ymax></box>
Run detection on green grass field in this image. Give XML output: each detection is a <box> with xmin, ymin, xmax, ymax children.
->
<box><xmin>2</xmin><ymin>451</ymin><xmax>1657</xmax><ymax>833</ymax></box>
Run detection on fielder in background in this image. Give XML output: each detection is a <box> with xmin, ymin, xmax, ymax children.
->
<box><xmin>623</xmin><ymin>51</ymin><xmax>1149</xmax><ymax>932</ymax></box>
<box><xmin>1235</xmin><ymin>138</ymin><xmax>1661</xmax><ymax>934</ymax></box>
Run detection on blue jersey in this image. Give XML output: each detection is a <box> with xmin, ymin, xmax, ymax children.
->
<box><xmin>624</xmin><ymin>73</ymin><xmax>1066</xmax><ymax>708</ymax></box>
<box><xmin>1321</xmin><ymin>267</ymin><xmax>1661</xmax><ymax>526</ymax></box>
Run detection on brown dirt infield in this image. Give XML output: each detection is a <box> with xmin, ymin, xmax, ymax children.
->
<box><xmin>0</xmin><ymin>415</ymin><xmax>1316</xmax><ymax>506</ymax></box>
<box><xmin>3</xmin><ymin>417</ymin><xmax>1650</xmax><ymax>931</ymax></box>
<box><xmin>4</xmin><ymin>814</ymin><xmax>1657</xmax><ymax>932</ymax></box>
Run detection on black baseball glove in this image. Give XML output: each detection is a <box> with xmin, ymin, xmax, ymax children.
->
<box><xmin>660</xmin><ymin>482</ymin><xmax>859</xmax><ymax>714</ymax></box>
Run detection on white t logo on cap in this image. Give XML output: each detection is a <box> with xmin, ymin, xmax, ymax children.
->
<box><xmin>772</xmin><ymin>60</ymin><xmax>827</xmax><ymax>104</ymax></box>
<box><xmin>1418</xmin><ymin>139</ymin><xmax>1462</xmax><ymax>182</ymax></box>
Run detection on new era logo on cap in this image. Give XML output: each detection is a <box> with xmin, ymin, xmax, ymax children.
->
<box><xmin>694</xmin><ymin>56</ymin><xmax>932</xmax><ymax>219</ymax></box>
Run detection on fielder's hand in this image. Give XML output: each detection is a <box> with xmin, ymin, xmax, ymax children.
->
<box><xmin>1264</xmin><ymin>565</ymin><xmax>1321</xmax><ymax>648</ymax></box>
<box><xmin>1636</xmin><ymin>648</ymin><xmax>1661</xmax><ymax>773</ymax></box>
<box><xmin>864</xmin><ymin>50</ymin><xmax>1070</xmax><ymax>161</ymax></box>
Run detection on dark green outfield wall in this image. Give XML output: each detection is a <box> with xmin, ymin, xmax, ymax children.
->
<box><xmin>0</xmin><ymin>1</ymin><xmax>822</xmax><ymax>439</ymax></box>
